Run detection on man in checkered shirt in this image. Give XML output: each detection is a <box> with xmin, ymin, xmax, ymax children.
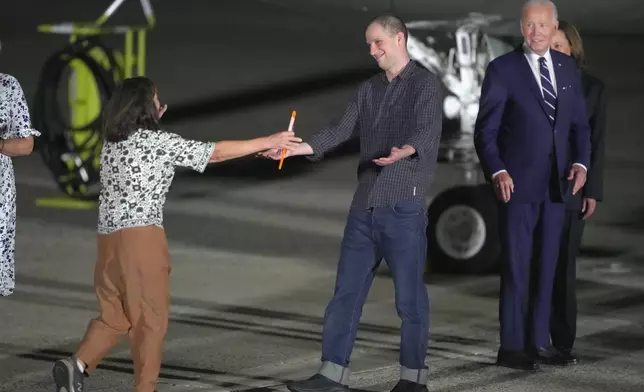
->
<box><xmin>264</xmin><ymin>14</ymin><xmax>442</xmax><ymax>392</ymax></box>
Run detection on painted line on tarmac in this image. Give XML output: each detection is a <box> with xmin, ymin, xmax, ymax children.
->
<box><xmin>156</xmin><ymin>353</ymin><xmax>326</xmax><ymax>392</ymax></box>
<box><xmin>3</xmin><ymin>283</ymin><xmax>330</xmax><ymax>389</ymax></box>
<box><xmin>34</xmin><ymin>196</ymin><xmax>98</xmax><ymax>210</ymax></box>
<box><xmin>17</xmin><ymin>175</ymin><xmax>347</xmax><ymax>238</ymax></box>
<box><xmin>163</xmin><ymin>198</ymin><xmax>345</xmax><ymax>238</ymax></box>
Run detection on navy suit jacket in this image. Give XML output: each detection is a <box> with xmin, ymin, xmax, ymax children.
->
<box><xmin>474</xmin><ymin>46</ymin><xmax>591</xmax><ymax>203</ymax></box>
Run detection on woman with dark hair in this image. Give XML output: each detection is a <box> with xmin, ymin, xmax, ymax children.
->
<box><xmin>52</xmin><ymin>76</ymin><xmax>301</xmax><ymax>392</ymax></box>
<box><xmin>549</xmin><ymin>20</ymin><xmax>607</xmax><ymax>363</ymax></box>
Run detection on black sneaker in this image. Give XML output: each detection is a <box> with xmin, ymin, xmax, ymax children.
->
<box><xmin>52</xmin><ymin>357</ymin><xmax>85</xmax><ymax>392</ymax></box>
<box><xmin>390</xmin><ymin>380</ymin><xmax>428</xmax><ymax>392</ymax></box>
<box><xmin>286</xmin><ymin>374</ymin><xmax>349</xmax><ymax>392</ymax></box>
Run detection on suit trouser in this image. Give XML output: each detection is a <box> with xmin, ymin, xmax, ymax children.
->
<box><xmin>75</xmin><ymin>225</ymin><xmax>171</xmax><ymax>392</ymax></box>
<box><xmin>498</xmin><ymin>196</ymin><xmax>566</xmax><ymax>351</ymax></box>
<box><xmin>318</xmin><ymin>202</ymin><xmax>429</xmax><ymax>385</ymax></box>
<box><xmin>550</xmin><ymin>208</ymin><xmax>586</xmax><ymax>350</ymax></box>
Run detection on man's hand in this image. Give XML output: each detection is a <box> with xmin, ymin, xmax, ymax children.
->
<box><xmin>372</xmin><ymin>145</ymin><xmax>416</xmax><ymax>166</ymax></box>
<box><xmin>259</xmin><ymin>148</ymin><xmax>289</xmax><ymax>160</ymax></box>
<box><xmin>493</xmin><ymin>172</ymin><xmax>514</xmax><ymax>203</ymax></box>
<box><xmin>258</xmin><ymin>142</ymin><xmax>313</xmax><ymax>160</ymax></box>
<box><xmin>568</xmin><ymin>165</ymin><xmax>587</xmax><ymax>195</ymax></box>
<box><xmin>581</xmin><ymin>198</ymin><xmax>597</xmax><ymax>220</ymax></box>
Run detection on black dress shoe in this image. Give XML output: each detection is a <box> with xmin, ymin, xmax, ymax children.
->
<box><xmin>555</xmin><ymin>347</ymin><xmax>579</xmax><ymax>365</ymax></box>
<box><xmin>390</xmin><ymin>380</ymin><xmax>428</xmax><ymax>392</ymax></box>
<box><xmin>532</xmin><ymin>346</ymin><xmax>578</xmax><ymax>366</ymax></box>
<box><xmin>496</xmin><ymin>349</ymin><xmax>539</xmax><ymax>371</ymax></box>
<box><xmin>286</xmin><ymin>374</ymin><xmax>349</xmax><ymax>392</ymax></box>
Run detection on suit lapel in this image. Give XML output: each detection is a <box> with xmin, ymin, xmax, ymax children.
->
<box><xmin>514</xmin><ymin>49</ymin><xmax>550</xmax><ymax>119</ymax></box>
<box><xmin>551</xmin><ymin>52</ymin><xmax>567</xmax><ymax>127</ymax></box>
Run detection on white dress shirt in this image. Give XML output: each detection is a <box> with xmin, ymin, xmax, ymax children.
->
<box><xmin>491</xmin><ymin>43</ymin><xmax>586</xmax><ymax>180</ymax></box>
<box><xmin>522</xmin><ymin>43</ymin><xmax>557</xmax><ymax>98</ymax></box>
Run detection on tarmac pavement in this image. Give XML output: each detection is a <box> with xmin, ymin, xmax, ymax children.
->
<box><xmin>2</xmin><ymin>1</ymin><xmax>644</xmax><ymax>391</ymax></box>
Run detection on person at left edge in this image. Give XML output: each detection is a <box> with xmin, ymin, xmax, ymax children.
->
<box><xmin>0</xmin><ymin>69</ymin><xmax>41</xmax><ymax>297</ymax></box>
<box><xmin>262</xmin><ymin>14</ymin><xmax>442</xmax><ymax>392</ymax></box>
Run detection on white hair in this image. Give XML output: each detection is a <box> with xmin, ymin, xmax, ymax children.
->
<box><xmin>522</xmin><ymin>0</ymin><xmax>558</xmax><ymax>22</ymax></box>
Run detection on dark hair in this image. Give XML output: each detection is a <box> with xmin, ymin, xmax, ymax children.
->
<box><xmin>102</xmin><ymin>76</ymin><xmax>160</xmax><ymax>142</ymax></box>
<box><xmin>369</xmin><ymin>14</ymin><xmax>408</xmax><ymax>43</ymax></box>
<box><xmin>557</xmin><ymin>20</ymin><xmax>586</xmax><ymax>69</ymax></box>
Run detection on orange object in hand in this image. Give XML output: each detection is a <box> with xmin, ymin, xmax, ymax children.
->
<box><xmin>278</xmin><ymin>110</ymin><xmax>296</xmax><ymax>170</ymax></box>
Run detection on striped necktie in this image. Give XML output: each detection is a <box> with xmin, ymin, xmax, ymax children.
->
<box><xmin>538</xmin><ymin>56</ymin><xmax>557</xmax><ymax>124</ymax></box>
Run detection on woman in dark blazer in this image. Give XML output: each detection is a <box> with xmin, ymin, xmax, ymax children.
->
<box><xmin>549</xmin><ymin>20</ymin><xmax>608</xmax><ymax>363</ymax></box>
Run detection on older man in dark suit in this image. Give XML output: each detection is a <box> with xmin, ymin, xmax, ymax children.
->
<box><xmin>474</xmin><ymin>0</ymin><xmax>591</xmax><ymax>371</ymax></box>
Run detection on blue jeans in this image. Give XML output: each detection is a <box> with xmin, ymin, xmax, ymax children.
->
<box><xmin>321</xmin><ymin>201</ymin><xmax>429</xmax><ymax>371</ymax></box>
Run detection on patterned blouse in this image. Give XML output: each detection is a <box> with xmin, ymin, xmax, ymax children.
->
<box><xmin>0</xmin><ymin>73</ymin><xmax>41</xmax><ymax>296</ymax></box>
<box><xmin>97</xmin><ymin>129</ymin><xmax>215</xmax><ymax>234</ymax></box>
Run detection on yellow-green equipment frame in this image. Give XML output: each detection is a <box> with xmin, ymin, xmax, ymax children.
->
<box><xmin>36</xmin><ymin>0</ymin><xmax>155</xmax><ymax>207</ymax></box>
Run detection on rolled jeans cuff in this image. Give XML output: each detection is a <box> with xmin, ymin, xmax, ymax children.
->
<box><xmin>401</xmin><ymin>366</ymin><xmax>428</xmax><ymax>385</ymax></box>
<box><xmin>318</xmin><ymin>361</ymin><xmax>351</xmax><ymax>386</ymax></box>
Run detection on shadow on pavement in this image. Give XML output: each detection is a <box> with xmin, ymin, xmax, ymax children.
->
<box><xmin>163</xmin><ymin>68</ymin><xmax>377</xmax><ymax>124</ymax></box>
<box><xmin>605</xmin><ymin>206</ymin><xmax>644</xmax><ymax>233</ymax></box>
<box><xmin>157</xmin><ymin>66</ymin><xmax>369</xmax><ymax>182</ymax></box>
<box><xmin>579</xmin><ymin>245</ymin><xmax>628</xmax><ymax>259</ymax></box>
<box><xmin>5</xmin><ymin>274</ymin><xmax>644</xmax><ymax>391</ymax></box>
<box><xmin>16</xmin><ymin>348</ymin><xmax>287</xmax><ymax>388</ymax></box>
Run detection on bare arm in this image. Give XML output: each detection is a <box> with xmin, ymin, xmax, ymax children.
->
<box><xmin>0</xmin><ymin>136</ymin><xmax>34</xmax><ymax>157</ymax></box>
<box><xmin>210</xmin><ymin>132</ymin><xmax>302</xmax><ymax>163</ymax></box>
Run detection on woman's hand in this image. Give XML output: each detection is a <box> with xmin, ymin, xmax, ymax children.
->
<box><xmin>263</xmin><ymin>131</ymin><xmax>302</xmax><ymax>151</ymax></box>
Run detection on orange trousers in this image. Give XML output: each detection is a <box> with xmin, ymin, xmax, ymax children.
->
<box><xmin>75</xmin><ymin>225</ymin><xmax>171</xmax><ymax>392</ymax></box>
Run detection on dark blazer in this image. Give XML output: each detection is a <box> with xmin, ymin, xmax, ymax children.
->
<box><xmin>474</xmin><ymin>46</ymin><xmax>591</xmax><ymax>203</ymax></box>
<box><xmin>567</xmin><ymin>70</ymin><xmax>607</xmax><ymax>211</ymax></box>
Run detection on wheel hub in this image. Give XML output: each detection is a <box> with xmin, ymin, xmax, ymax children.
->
<box><xmin>435</xmin><ymin>205</ymin><xmax>486</xmax><ymax>260</ymax></box>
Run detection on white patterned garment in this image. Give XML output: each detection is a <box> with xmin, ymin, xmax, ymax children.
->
<box><xmin>97</xmin><ymin>129</ymin><xmax>215</xmax><ymax>234</ymax></box>
<box><xmin>0</xmin><ymin>73</ymin><xmax>41</xmax><ymax>296</ymax></box>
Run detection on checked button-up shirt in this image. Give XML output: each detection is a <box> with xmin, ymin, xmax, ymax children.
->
<box><xmin>307</xmin><ymin>60</ymin><xmax>443</xmax><ymax>209</ymax></box>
